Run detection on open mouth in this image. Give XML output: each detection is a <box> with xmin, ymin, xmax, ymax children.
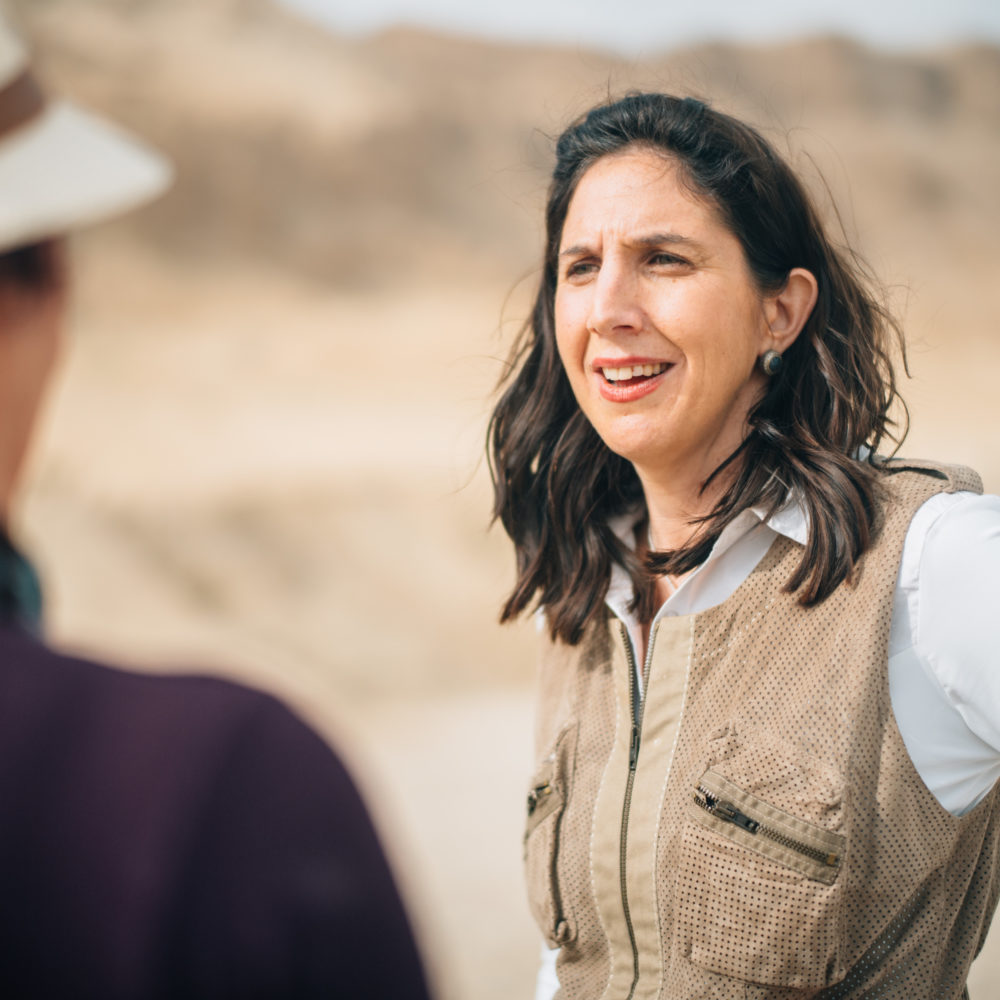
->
<box><xmin>600</xmin><ymin>361</ymin><xmax>670</xmax><ymax>385</ymax></box>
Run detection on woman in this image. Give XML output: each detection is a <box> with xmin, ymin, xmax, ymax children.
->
<box><xmin>490</xmin><ymin>93</ymin><xmax>1000</xmax><ymax>999</ymax></box>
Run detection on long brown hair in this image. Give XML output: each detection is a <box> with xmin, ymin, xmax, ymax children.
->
<box><xmin>489</xmin><ymin>93</ymin><xmax>907</xmax><ymax>646</ymax></box>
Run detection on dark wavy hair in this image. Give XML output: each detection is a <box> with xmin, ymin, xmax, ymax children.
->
<box><xmin>489</xmin><ymin>93</ymin><xmax>907</xmax><ymax>646</ymax></box>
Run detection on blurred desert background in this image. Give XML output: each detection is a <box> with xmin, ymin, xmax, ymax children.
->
<box><xmin>8</xmin><ymin>0</ymin><xmax>1000</xmax><ymax>996</ymax></box>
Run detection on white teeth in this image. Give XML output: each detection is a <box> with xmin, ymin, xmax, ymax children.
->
<box><xmin>601</xmin><ymin>362</ymin><xmax>667</xmax><ymax>382</ymax></box>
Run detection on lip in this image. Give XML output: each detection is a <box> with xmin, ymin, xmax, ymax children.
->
<box><xmin>597</xmin><ymin>368</ymin><xmax>668</xmax><ymax>402</ymax></box>
<box><xmin>592</xmin><ymin>356</ymin><xmax>673</xmax><ymax>403</ymax></box>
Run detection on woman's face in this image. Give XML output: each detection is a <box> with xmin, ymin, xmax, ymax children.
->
<box><xmin>554</xmin><ymin>148</ymin><xmax>775</xmax><ymax>481</ymax></box>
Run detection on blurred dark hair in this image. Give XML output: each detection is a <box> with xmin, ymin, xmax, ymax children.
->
<box><xmin>0</xmin><ymin>240</ymin><xmax>64</xmax><ymax>294</ymax></box>
<box><xmin>489</xmin><ymin>92</ymin><xmax>907</xmax><ymax>645</ymax></box>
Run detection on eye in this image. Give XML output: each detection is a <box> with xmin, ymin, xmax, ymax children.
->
<box><xmin>562</xmin><ymin>258</ymin><xmax>598</xmax><ymax>281</ymax></box>
<box><xmin>648</xmin><ymin>250</ymin><xmax>688</xmax><ymax>268</ymax></box>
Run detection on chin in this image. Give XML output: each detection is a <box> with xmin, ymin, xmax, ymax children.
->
<box><xmin>590</xmin><ymin>413</ymin><xmax>669</xmax><ymax>465</ymax></box>
<box><xmin>597</xmin><ymin>430</ymin><xmax>672</xmax><ymax>470</ymax></box>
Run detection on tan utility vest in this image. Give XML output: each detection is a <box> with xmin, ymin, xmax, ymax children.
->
<box><xmin>524</xmin><ymin>461</ymin><xmax>1000</xmax><ymax>999</ymax></box>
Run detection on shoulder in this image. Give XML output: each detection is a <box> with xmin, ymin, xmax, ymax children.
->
<box><xmin>0</xmin><ymin>624</ymin><xmax>355</xmax><ymax>843</ymax></box>
<box><xmin>903</xmin><ymin>490</ymin><xmax>1000</xmax><ymax>593</ymax></box>
<box><xmin>0</xmin><ymin>623</ymin><xmax>299</xmax><ymax>768</ymax></box>
<box><xmin>0</xmin><ymin>617</ymin><xmax>374</xmax><ymax>794</ymax></box>
<box><xmin>0</xmin><ymin>621</ymin><xmax>271</xmax><ymax>711</ymax></box>
<box><xmin>878</xmin><ymin>456</ymin><xmax>982</xmax><ymax>497</ymax></box>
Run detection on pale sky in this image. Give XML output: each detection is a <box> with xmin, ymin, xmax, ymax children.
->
<box><xmin>280</xmin><ymin>0</ymin><xmax>1000</xmax><ymax>55</ymax></box>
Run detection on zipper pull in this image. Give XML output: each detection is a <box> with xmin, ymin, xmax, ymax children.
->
<box><xmin>714</xmin><ymin>799</ymin><xmax>760</xmax><ymax>834</ymax></box>
<box><xmin>628</xmin><ymin>724</ymin><xmax>640</xmax><ymax>769</ymax></box>
<box><xmin>527</xmin><ymin>782</ymin><xmax>552</xmax><ymax>816</ymax></box>
<box><xmin>694</xmin><ymin>787</ymin><xmax>759</xmax><ymax>833</ymax></box>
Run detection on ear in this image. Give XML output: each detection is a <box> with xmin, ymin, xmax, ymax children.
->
<box><xmin>762</xmin><ymin>267</ymin><xmax>818</xmax><ymax>354</ymax></box>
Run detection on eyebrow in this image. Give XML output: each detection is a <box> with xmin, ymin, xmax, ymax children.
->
<box><xmin>558</xmin><ymin>232</ymin><xmax>703</xmax><ymax>257</ymax></box>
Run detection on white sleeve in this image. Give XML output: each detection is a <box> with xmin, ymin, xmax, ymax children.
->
<box><xmin>535</xmin><ymin>944</ymin><xmax>559</xmax><ymax>1000</ymax></box>
<box><xmin>917</xmin><ymin>492</ymin><xmax>1000</xmax><ymax>753</ymax></box>
<box><xmin>889</xmin><ymin>491</ymin><xmax>1000</xmax><ymax>815</ymax></box>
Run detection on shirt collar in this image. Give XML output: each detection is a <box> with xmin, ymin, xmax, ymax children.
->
<box><xmin>605</xmin><ymin>494</ymin><xmax>809</xmax><ymax>619</ymax></box>
<box><xmin>610</xmin><ymin>493</ymin><xmax>809</xmax><ymax>554</ymax></box>
<box><xmin>748</xmin><ymin>495</ymin><xmax>810</xmax><ymax>546</ymax></box>
<box><xmin>0</xmin><ymin>529</ymin><xmax>43</xmax><ymax>632</ymax></box>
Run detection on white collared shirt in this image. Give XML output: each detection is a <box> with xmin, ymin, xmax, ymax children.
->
<box><xmin>536</xmin><ymin>489</ymin><xmax>1000</xmax><ymax>1000</ymax></box>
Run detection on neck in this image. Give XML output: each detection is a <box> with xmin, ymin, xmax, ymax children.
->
<box><xmin>635</xmin><ymin>456</ymin><xmax>735</xmax><ymax>552</ymax></box>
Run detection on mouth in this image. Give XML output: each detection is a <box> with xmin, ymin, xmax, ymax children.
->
<box><xmin>592</xmin><ymin>358</ymin><xmax>672</xmax><ymax>403</ymax></box>
<box><xmin>599</xmin><ymin>361</ymin><xmax>670</xmax><ymax>385</ymax></box>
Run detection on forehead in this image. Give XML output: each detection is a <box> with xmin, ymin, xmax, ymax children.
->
<box><xmin>560</xmin><ymin>148</ymin><xmax>725</xmax><ymax>245</ymax></box>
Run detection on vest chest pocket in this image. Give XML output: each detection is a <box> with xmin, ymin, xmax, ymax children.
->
<box><xmin>675</xmin><ymin>766</ymin><xmax>847</xmax><ymax>991</ymax></box>
<box><xmin>523</xmin><ymin>721</ymin><xmax>577</xmax><ymax>948</ymax></box>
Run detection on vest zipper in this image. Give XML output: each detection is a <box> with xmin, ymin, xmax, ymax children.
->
<box><xmin>527</xmin><ymin>782</ymin><xmax>553</xmax><ymax>816</ymax></box>
<box><xmin>693</xmin><ymin>786</ymin><xmax>842</xmax><ymax>870</ymax></box>
<box><xmin>617</xmin><ymin>621</ymin><xmax>657</xmax><ymax>1000</ymax></box>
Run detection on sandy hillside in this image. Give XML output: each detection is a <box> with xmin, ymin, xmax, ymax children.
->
<box><xmin>7</xmin><ymin>1</ymin><xmax>1000</xmax><ymax>997</ymax></box>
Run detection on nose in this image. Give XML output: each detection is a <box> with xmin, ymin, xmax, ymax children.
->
<box><xmin>586</xmin><ymin>257</ymin><xmax>644</xmax><ymax>336</ymax></box>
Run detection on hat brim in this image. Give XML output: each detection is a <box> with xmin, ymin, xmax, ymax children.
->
<box><xmin>0</xmin><ymin>99</ymin><xmax>172</xmax><ymax>253</ymax></box>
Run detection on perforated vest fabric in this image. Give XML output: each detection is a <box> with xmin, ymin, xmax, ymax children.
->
<box><xmin>524</xmin><ymin>461</ymin><xmax>1000</xmax><ymax>999</ymax></box>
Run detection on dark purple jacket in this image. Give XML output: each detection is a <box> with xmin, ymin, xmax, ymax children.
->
<box><xmin>0</xmin><ymin>623</ymin><xmax>432</xmax><ymax>999</ymax></box>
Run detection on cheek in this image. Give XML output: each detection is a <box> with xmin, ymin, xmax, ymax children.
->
<box><xmin>685</xmin><ymin>297</ymin><xmax>767</xmax><ymax>370</ymax></box>
<box><xmin>553</xmin><ymin>295</ymin><xmax>585</xmax><ymax>367</ymax></box>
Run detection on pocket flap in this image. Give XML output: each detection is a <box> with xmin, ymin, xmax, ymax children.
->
<box><xmin>690</xmin><ymin>768</ymin><xmax>845</xmax><ymax>885</ymax></box>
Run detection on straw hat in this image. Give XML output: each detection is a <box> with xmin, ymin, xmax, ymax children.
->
<box><xmin>0</xmin><ymin>7</ymin><xmax>171</xmax><ymax>254</ymax></box>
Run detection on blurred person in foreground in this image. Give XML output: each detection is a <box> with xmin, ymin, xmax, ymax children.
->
<box><xmin>0</xmin><ymin>12</ymin><xmax>431</xmax><ymax>999</ymax></box>
<box><xmin>491</xmin><ymin>93</ymin><xmax>1000</xmax><ymax>998</ymax></box>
